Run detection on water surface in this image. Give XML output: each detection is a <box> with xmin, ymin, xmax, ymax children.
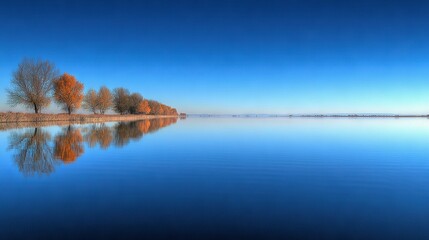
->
<box><xmin>0</xmin><ymin>117</ymin><xmax>428</xmax><ymax>240</ymax></box>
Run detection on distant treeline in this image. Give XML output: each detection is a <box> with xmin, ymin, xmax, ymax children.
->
<box><xmin>6</xmin><ymin>58</ymin><xmax>178</xmax><ymax>116</ymax></box>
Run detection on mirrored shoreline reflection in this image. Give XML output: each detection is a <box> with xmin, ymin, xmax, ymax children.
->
<box><xmin>6</xmin><ymin>118</ymin><xmax>178</xmax><ymax>176</ymax></box>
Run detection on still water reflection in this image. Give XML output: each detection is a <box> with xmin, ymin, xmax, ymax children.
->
<box><xmin>8</xmin><ymin>127</ymin><xmax>56</xmax><ymax>176</ymax></box>
<box><xmin>6</xmin><ymin>118</ymin><xmax>177</xmax><ymax>176</ymax></box>
<box><xmin>1</xmin><ymin>117</ymin><xmax>429</xmax><ymax>240</ymax></box>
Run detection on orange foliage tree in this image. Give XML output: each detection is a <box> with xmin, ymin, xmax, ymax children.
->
<box><xmin>97</xmin><ymin>86</ymin><xmax>112</xmax><ymax>114</ymax></box>
<box><xmin>53</xmin><ymin>73</ymin><xmax>84</xmax><ymax>114</ymax></box>
<box><xmin>137</xmin><ymin>100</ymin><xmax>151</xmax><ymax>114</ymax></box>
<box><xmin>147</xmin><ymin>100</ymin><xmax>178</xmax><ymax>116</ymax></box>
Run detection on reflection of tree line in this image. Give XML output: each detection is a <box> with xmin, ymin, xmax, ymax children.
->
<box><xmin>86</xmin><ymin>117</ymin><xmax>177</xmax><ymax>148</ymax></box>
<box><xmin>8</xmin><ymin>118</ymin><xmax>177</xmax><ymax>176</ymax></box>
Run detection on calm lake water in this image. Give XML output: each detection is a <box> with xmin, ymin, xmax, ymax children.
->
<box><xmin>0</xmin><ymin>117</ymin><xmax>428</xmax><ymax>240</ymax></box>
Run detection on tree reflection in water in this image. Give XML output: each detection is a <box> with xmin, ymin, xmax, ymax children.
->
<box><xmin>84</xmin><ymin>124</ymin><xmax>113</xmax><ymax>149</ymax></box>
<box><xmin>113</xmin><ymin>118</ymin><xmax>178</xmax><ymax>148</ymax></box>
<box><xmin>6</xmin><ymin>118</ymin><xmax>178</xmax><ymax>176</ymax></box>
<box><xmin>113</xmin><ymin>121</ymin><xmax>145</xmax><ymax>147</ymax></box>
<box><xmin>8</xmin><ymin>128</ymin><xmax>59</xmax><ymax>176</ymax></box>
<box><xmin>54</xmin><ymin>126</ymin><xmax>84</xmax><ymax>163</ymax></box>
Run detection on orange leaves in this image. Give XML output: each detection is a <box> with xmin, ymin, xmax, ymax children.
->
<box><xmin>147</xmin><ymin>100</ymin><xmax>178</xmax><ymax>115</ymax></box>
<box><xmin>97</xmin><ymin>87</ymin><xmax>112</xmax><ymax>114</ymax></box>
<box><xmin>53</xmin><ymin>73</ymin><xmax>84</xmax><ymax>114</ymax></box>
<box><xmin>137</xmin><ymin>100</ymin><xmax>151</xmax><ymax>114</ymax></box>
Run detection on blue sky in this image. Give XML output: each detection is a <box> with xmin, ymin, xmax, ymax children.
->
<box><xmin>1</xmin><ymin>0</ymin><xmax>428</xmax><ymax>114</ymax></box>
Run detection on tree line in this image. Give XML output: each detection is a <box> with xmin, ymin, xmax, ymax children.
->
<box><xmin>6</xmin><ymin>58</ymin><xmax>178</xmax><ymax>116</ymax></box>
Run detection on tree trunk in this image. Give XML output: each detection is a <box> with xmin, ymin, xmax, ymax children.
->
<box><xmin>68</xmin><ymin>106</ymin><xmax>71</xmax><ymax>115</ymax></box>
<box><xmin>34</xmin><ymin>104</ymin><xmax>39</xmax><ymax>114</ymax></box>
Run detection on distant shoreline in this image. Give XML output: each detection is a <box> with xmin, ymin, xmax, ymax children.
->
<box><xmin>188</xmin><ymin>114</ymin><xmax>429</xmax><ymax>118</ymax></box>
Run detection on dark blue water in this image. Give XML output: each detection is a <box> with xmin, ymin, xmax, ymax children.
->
<box><xmin>0</xmin><ymin>117</ymin><xmax>428</xmax><ymax>240</ymax></box>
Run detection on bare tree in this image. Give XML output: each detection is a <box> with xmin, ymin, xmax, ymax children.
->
<box><xmin>83</xmin><ymin>89</ymin><xmax>98</xmax><ymax>114</ymax></box>
<box><xmin>128</xmin><ymin>93</ymin><xmax>143</xmax><ymax>114</ymax></box>
<box><xmin>7</xmin><ymin>59</ymin><xmax>59</xmax><ymax>113</ymax></box>
<box><xmin>113</xmin><ymin>88</ymin><xmax>130</xmax><ymax>115</ymax></box>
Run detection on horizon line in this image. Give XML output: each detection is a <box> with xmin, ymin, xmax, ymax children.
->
<box><xmin>186</xmin><ymin>113</ymin><xmax>429</xmax><ymax>117</ymax></box>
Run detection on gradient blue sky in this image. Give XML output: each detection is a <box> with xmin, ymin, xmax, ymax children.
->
<box><xmin>1</xmin><ymin>0</ymin><xmax>428</xmax><ymax>114</ymax></box>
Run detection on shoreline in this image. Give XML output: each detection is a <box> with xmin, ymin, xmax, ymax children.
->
<box><xmin>0</xmin><ymin>112</ymin><xmax>178</xmax><ymax>131</ymax></box>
